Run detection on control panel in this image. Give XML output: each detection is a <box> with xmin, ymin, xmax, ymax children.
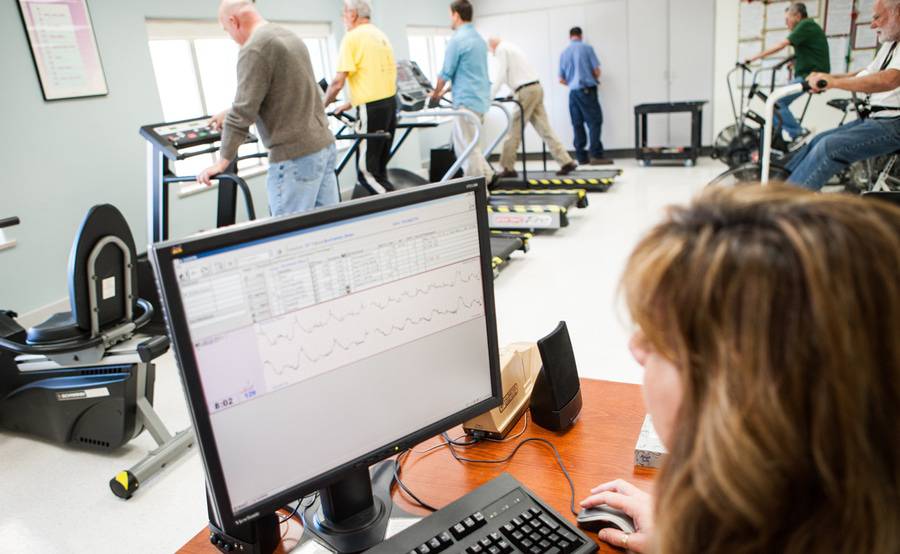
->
<box><xmin>397</xmin><ymin>60</ymin><xmax>433</xmax><ymax>112</ymax></box>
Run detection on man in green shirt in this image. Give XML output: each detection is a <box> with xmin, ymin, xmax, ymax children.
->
<box><xmin>745</xmin><ymin>2</ymin><xmax>830</xmax><ymax>140</ymax></box>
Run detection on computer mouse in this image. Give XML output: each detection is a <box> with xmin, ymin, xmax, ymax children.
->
<box><xmin>576</xmin><ymin>505</ymin><xmax>636</xmax><ymax>534</ymax></box>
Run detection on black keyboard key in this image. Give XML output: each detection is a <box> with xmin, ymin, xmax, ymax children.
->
<box><xmin>488</xmin><ymin>547</ymin><xmax>500</xmax><ymax>554</ymax></box>
<box><xmin>521</xmin><ymin>524</ymin><xmax>533</xmax><ymax>534</ymax></box>
<box><xmin>528</xmin><ymin>547</ymin><xmax>542</xmax><ymax>554</ymax></box>
<box><xmin>539</xmin><ymin>539</ymin><xmax>551</xmax><ymax>549</ymax></box>
<box><xmin>558</xmin><ymin>529</ymin><xmax>578</xmax><ymax>543</ymax></box>
<box><xmin>502</xmin><ymin>523</ymin><xmax>515</xmax><ymax>534</ymax></box>
<box><xmin>428</xmin><ymin>537</ymin><xmax>442</xmax><ymax>551</ymax></box>
<box><xmin>497</xmin><ymin>540</ymin><xmax>512</xmax><ymax>552</ymax></box>
<box><xmin>521</xmin><ymin>511</ymin><xmax>534</xmax><ymax>521</ymax></box>
<box><xmin>416</xmin><ymin>545</ymin><xmax>430</xmax><ymax>554</ymax></box>
<box><xmin>438</xmin><ymin>532</ymin><xmax>452</xmax><ymax>545</ymax></box>
<box><xmin>548</xmin><ymin>532</ymin><xmax>560</xmax><ymax>542</ymax></box>
<box><xmin>466</xmin><ymin>546</ymin><xmax>482</xmax><ymax>554</ymax></box>
<box><xmin>472</xmin><ymin>512</ymin><xmax>486</xmax><ymax>526</ymax></box>
<box><xmin>558</xmin><ymin>540</ymin><xmax>571</xmax><ymax>552</ymax></box>
<box><xmin>489</xmin><ymin>532</ymin><xmax>502</xmax><ymax>543</ymax></box>
<box><xmin>451</xmin><ymin>523</ymin><xmax>467</xmax><ymax>539</ymax></box>
<box><xmin>512</xmin><ymin>531</ymin><xmax>524</xmax><ymax>542</ymax></box>
<box><xmin>539</xmin><ymin>526</ymin><xmax>552</xmax><ymax>536</ymax></box>
<box><xmin>464</xmin><ymin>517</ymin><xmax>477</xmax><ymax>530</ymax></box>
<box><xmin>521</xmin><ymin>538</ymin><xmax>533</xmax><ymax>548</ymax></box>
<box><xmin>545</xmin><ymin>548</ymin><xmax>561</xmax><ymax>554</ymax></box>
<box><xmin>529</xmin><ymin>508</ymin><xmax>541</xmax><ymax>517</ymax></box>
<box><xmin>539</xmin><ymin>514</ymin><xmax>560</xmax><ymax>531</ymax></box>
<box><xmin>529</xmin><ymin>532</ymin><xmax>541</xmax><ymax>542</ymax></box>
<box><xmin>479</xmin><ymin>538</ymin><xmax>492</xmax><ymax>548</ymax></box>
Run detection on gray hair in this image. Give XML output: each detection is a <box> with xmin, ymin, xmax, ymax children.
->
<box><xmin>344</xmin><ymin>0</ymin><xmax>372</xmax><ymax>18</ymax></box>
<box><xmin>786</xmin><ymin>2</ymin><xmax>808</xmax><ymax>18</ymax></box>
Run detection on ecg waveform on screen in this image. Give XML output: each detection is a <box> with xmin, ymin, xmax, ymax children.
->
<box><xmin>261</xmin><ymin>296</ymin><xmax>484</xmax><ymax>371</ymax></box>
<box><xmin>256</xmin><ymin>261</ymin><xmax>484</xmax><ymax>391</ymax></box>
<box><xmin>257</xmin><ymin>269</ymin><xmax>481</xmax><ymax>347</ymax></box>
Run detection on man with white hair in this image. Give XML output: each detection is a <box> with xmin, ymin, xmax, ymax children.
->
<box><xmin>198</xmin><ymin>0</ymin><xmax>337</xmax><ymax>216</ymax></box>
<box><xmin>785</xmin><ymin>0</ymin><xmax>900</xmax><ymax>190</ymax></box>
<box><xmin>745</xmin><ymin>3</ymin><xmax>830</xmax><ymax>141</ymax></box>
<box><xmin>323</xmin><ymin>0</ymin><xmax>398</xmax><ymax>193</ymax></box>
<box><xmin>488</xmin><ymin>37</ymin><xmax>577</xmax><ymax>178</ymax></box>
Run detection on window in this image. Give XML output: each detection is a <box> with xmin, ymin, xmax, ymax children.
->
<box><xmin>407</xmin><ymin>26</ymin><xmax>454</xmax><ymax>86</ymax></box>
<box><xmin>146</xmin><ymin>19</ymin><xmax>335</xmax><ymax>189</ymax></box>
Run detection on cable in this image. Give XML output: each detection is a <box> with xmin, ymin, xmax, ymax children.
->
<box><xmin>279</xmin><ymin>492</ymin><xmax>319</xmax><ymax>524</ymax></box>
<box><xmin>393</xmin><ymin>450</ymin><xmax>439</xmax><ymax>512</ymax></box>
<box><xmin>412</xmin><ymin>412</ymin><xmax>530</xmax><ymax>454</ymax></box>
<box><xmin>441</xmin><ymin>434</ymin><xmax>580</xmax><ymax>517</ymax></box>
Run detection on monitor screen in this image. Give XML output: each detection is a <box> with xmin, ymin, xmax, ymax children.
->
<box><xmin>154</xmin><ymin>182</ymin><xmax>500</xmax><ymax>520</ymax></box>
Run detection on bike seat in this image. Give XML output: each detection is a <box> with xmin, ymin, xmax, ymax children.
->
<box><xmin>827</xmin><ymin>98</ymin><xmax>853</xmax><ymax>113</ymax></box>
<box><xmin>26</xmin><ymin>311</ymin><xmax>89</xmax><ymax>344</ymax></box>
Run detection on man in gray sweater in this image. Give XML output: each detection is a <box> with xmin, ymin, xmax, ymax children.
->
<box><xmin>198</xmin><ymin>0</ymin><xmax>338</xmax><ymax>216</ymax></box>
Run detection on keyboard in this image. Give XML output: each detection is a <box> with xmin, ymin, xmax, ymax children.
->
<box><xmin>366</xmin><ymin>473</ymin><xmax>597</xmax><ymax>554</ymax></box>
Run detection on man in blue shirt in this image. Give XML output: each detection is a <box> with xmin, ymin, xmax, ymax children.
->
<box><xmin>559</xmin><ymin>27</ymin><xmax>612</xmax><ymax>165</ymax></box>
<box><xmin>430</xmin><ymin>0</ymin><xmax>494</xmax><ymax>183</ymax></box>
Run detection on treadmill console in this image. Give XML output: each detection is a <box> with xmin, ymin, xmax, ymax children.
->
<box><xmin>397</xmin><ymin>60</ymin><xmax>433</xmax><ymax>112</ymax></box>
<box><xmin>140</xmin><ymin>117</ymin><xmax>221</xmax><ymax>160</ymax></box>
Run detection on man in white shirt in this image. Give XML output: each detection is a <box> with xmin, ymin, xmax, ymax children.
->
<box><xmin>489</xmin><ymin>37</ymin><xmax>577</xmax><ymax>177</ymax></box>
<box><xmin>787</xmin><ymin>0</ymin><xmax>900</xmax><ymax>189</ymax></box>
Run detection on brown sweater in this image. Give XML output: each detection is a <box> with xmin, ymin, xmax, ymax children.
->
<box><xmin>220</xmin><ymin>23</ymin><xmax>334</xmax><ymax>163</ymax></box>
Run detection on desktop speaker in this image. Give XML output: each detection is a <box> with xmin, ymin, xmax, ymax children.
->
<box><xmin>529</xmin><ymin>321</ymin><xmax>583</xmax><ymax>433</ymax></box>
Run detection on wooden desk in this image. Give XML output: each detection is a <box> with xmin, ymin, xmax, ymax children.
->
<box><xmin>181</xmin><ymin>379</ymin><xmax>656</xmax><ymax>553</ymax></box>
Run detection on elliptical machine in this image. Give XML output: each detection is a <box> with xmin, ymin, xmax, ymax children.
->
<box><xmin>0</xmin><ymin>205</ymin><xmax>194</xmax><ymax>499</ymax></box>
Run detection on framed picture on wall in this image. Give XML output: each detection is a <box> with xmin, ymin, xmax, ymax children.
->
<box><xmin>16</xmin><ymin>0</ymin><xmax>108</xmax><ymax>101</ymax></box>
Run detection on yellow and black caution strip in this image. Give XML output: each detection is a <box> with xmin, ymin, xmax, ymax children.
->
<box><xmin>491</xmin><ymin>188</ymin><xmax>589</xmax><ymax>209</ymax></box>
<box><xmin>494</xmin><ymin>176</ymin><xmax>612</xmax><ymax>191</ymax></box>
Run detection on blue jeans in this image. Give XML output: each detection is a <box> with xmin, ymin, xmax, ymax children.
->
<box><xmin>266</xmin><ymin>143</ymin><xmax>339</xmax><ymax>216</ymax></box>
<box><xmin>569</xmin><ymin>87</ymin><xmax>604</xmax><ymax>161</ymax></box>
<box><xmin>787</xmin><ymin>117</ymin><xmax>900</xmax><ymax>190</ymax></box>
<box><xmin>778</xmin><ymin>77</ymin><xmax>807</xmax><ymax>140</ymax></box>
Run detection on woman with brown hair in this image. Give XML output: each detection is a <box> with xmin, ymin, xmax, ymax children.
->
<box><xmin>581</xmin><ymin>185</ymin><xmax>900</xmax><ymax>553</ymax></box>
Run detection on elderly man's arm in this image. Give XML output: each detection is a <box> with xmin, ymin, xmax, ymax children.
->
<box><xmin>745</xmin><ymin>40</ymin><xmax>790</xmax><ymax>64</ymax></box>
<box><xmin>323</xmin><ymin>72</ymin><xmax>349</xmax><ymax>107</ymax></box>
<box><xmin>199</xmin><ymin>49</ymin><xmax>270</xmax><ymax>186</ymax></box>
<box><xmin>809</xmin><ymin>69</ymin><xmax>900</xmax><ymax>94</ymax></box>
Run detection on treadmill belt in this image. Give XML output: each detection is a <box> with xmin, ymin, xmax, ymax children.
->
<box><xmin>488</xmin><ymin>194</ymin><xmax>578</xmax><ymax>209</ymax></box>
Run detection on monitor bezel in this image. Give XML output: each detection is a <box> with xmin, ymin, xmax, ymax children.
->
<box><xmin>151</xmin><ymin>178</ymin><xmax>502</xmax><ymax>528</ymax></box>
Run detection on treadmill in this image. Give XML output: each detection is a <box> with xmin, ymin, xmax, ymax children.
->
<box><xmin>489</xmin><ymin>97</ymin><xmax>621</xmax><ymax>193</ymax></box>
<box><xmin>489</xmin><ymin>231</ymin><xmax>531</xmax><ymax>278</ymax></box>
<box><xmin>379</xmin><ymin>61</ymin><xmax>582</xmax><ymax>232</ymax></box>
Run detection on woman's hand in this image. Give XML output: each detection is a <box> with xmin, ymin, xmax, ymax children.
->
<box><xmin>580</xmin><ymin>479</ymin><xmax>654</xmax><ymax>552</ymax></box>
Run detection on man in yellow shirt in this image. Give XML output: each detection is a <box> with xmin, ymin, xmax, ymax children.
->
<box><xmin>324</xmin><ymin>0</ymin><xmax>398</xmax><ymax>193</ymax></box>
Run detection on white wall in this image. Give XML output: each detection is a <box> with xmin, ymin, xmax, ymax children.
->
<box><xmin>475</xmin><ymin>0</ymin><xmax>716</xmax><ymax>155</ymax></box>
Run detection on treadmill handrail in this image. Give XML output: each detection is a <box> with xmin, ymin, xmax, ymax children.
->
<box><xmin>483</xmin><ymin>101</ymin><xmax>513</xmax><ymax>162</ymax></box>
<box><xmin>0</xmin><ymin>217</ymin><xmax>20</xmax><ymax>229</ymax></box>
<box><xmin>397</xmin><ymin>109</ymin><xmax>482</xmax><ymax>182</ymax></box>
<box><xmin>163</xmin><ymin>173</ymin><xmax>257</xmax><ymax>221</ymax></box>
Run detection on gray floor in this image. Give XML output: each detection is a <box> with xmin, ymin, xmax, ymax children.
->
<box><xmin>0</xmin><ymin>158</ymin><xmax>723</xmax><ymax>553</ymax></box>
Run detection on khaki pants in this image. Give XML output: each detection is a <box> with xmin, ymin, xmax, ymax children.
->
<box><xmin>452</xmin><ymin>107</ymin><xmax>495</xmax><ymax>181</ymax></box>
<box><xmin>500</xmin><ymin>84</ymin><xmax>574</xmax><ymax>171</ymax></box>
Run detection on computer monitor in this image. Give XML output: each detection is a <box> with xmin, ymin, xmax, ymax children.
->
<box><xmin>151</xmin><ymin>179</ymin><xmax>502</xmax><ymax>552</ymax></box>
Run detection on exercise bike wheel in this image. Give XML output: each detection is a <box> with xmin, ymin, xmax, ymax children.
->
<box><xmin>713</xmin><ymin>125</ymin><xmax>759</xmax><ymax>169</ymax></box>
<box><xmin>708</xmin><ymin>162</ymin><xmax>791</xmax><ymax>188</ymax></box>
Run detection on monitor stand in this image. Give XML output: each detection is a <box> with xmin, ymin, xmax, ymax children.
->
<box><xmin>301</xmin><ymin>459</ymin><xmax>409</xmax><ymax>553</ymax></box>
